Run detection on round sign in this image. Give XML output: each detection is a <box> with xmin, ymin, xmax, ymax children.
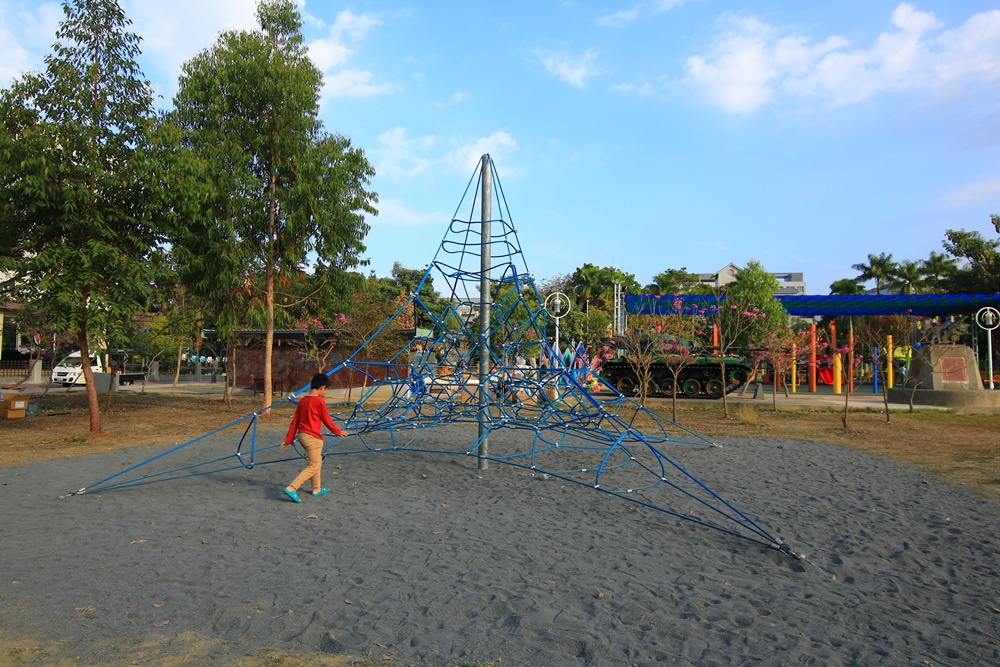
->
<box><xmin>544</xmin><ymin>292</ymin><xmax>572</xmax><ymax>319</ymax></box>
<box><xmin>977</xmin><ymin>306</ymin><xmax>1000</xmax><ymax>331</ymax></box>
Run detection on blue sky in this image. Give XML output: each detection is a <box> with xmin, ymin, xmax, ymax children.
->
<box><xmin>3</xmin><ymin>1</ymin><xmax>999</xmax><ymax>295</ymax></box>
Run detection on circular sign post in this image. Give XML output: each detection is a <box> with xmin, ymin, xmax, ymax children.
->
<box><xmin>976</xmin><ymin>306</ymin><xmax>1000</xmax><ymax>390</ymax></box>
<box><xmin>544</xmin><ymin>292</ymin><xmax>572</xmax><ymax>363</ymax></box>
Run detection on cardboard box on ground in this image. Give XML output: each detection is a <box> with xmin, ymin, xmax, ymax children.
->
<box><xmin>0</xmin><ymin>394</ymin><xmax>29</xmax><ymax>419</ymax></box>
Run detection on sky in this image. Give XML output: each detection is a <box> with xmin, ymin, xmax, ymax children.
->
<box><xmin>2</xmin><ymin>0</ymin><xmax>1000</xmax><ymax>295</ymax></box>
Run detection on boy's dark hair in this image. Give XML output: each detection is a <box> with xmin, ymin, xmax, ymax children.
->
<box><xmin>310</xmin><ymin>373</ymin><xmax>331</xmax><ymax>390</ymax></box>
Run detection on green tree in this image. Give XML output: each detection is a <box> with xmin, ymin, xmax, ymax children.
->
<box><xmin>829</xmin><ymin>278</ymin><xmax>865</xmax><ymax>295</ymax></box>
<box><xmin>942</xmin><ymin>215</ymin><xmax>1000</xmax><ymax>293</ymax></box>
<box><xmin>0</xmin><ymin>0</ymin><xmax>160</xmax><ymax>432</ymax></box>
<box><xmin>566</xmin><ymin>263</ymin><xmax>641</xmax><ymax>311</ymax></box>
<box><xmin>166</xmin><ymin>0</ymin><xmax>377</xmax><ymax>408</ymax></box>
<box><xmin>920</xmin><ymin>251</ymin><xmax>958</xmax><ymax>293</ymax></box>
<box><xmin>889</xmin><ymin>259</ymin><xmax>927</xmax><ymax>295</ymax></box>
<box><xmin>644</xmin><ymin>267</ymin><xmax>702</xmax><ymax>296</ymax></box>
<box><xmin>852</xmin><ymin>252</ymin><xmax>897</xmax><ymax>295</ymax></box>
<box><xmin>713</xmin><ymin>260</ymin><xmax>789</xmax><ymax>418</ymax></box>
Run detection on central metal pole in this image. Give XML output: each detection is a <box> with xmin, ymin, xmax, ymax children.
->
<box><xmin>477</xmin><ymin>155</ymin><xmax>491</xmax><ymax>469</ymax></box>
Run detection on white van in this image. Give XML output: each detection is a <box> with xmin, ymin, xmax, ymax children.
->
<box><xmin>51</xmin><ymin>351</ymin><xmax>104</xmax><ymax>386</ymax></box>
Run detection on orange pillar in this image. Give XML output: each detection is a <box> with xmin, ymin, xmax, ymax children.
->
<box><xmin>808</xmin><ymin>324</ymin><xmax>817</xmax><ymax>393</ymax></box>
<box><xmin>831</xmin><ymin>320</ymin><xmax>840</xmax><ymax>394</ymax></box>
<box><xmin>713</xmin><ymin>324</ymin><xmax>719</xmax><ymax>353</ymax></box>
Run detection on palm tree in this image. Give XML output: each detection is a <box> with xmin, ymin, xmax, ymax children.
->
<box><xmin>852</xmin><ymin>253</ymin><xmax>897</xmax><ymax>295</ymax></box>
<box><xmin>890</xmin><ymin>260</ymin><xmax>927</xmax><ymax>294</ymax></box>
<box><xmin>920</xmin><ymin>251</ymin><xmax>958</xmax><ymax>292</ymax></box>
<box><xmin>829</xmin><ymin>278</ymin><xmax>865</xmax><ymax>295</ymax></box>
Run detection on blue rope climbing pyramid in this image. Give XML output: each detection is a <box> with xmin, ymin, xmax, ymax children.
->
<box><xmin>70</xmin><ymin>155</ymin><xmax>812</xmax><ymax>565</ymax></box>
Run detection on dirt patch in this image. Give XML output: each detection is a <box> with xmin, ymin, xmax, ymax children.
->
<box><xmin>646</xmin><ymin>399</ymin><xmax>1000</xmax><ymax>500</ymax></box>
<box><xmin>0</xmin><ymin>393</ymin><xmax>294</xmax><ymax>469</ymax></box>
<box><xmin>1</xmin><ymin>393</ymin><xmax>998</xmax><ymax>500</ymax></box>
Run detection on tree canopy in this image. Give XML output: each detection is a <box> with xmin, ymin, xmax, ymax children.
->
<box><xmin>0</xmin><ymin>0</ymin><xmax>161</xmax><ymax>431</ymax></box>
<box><xmin>164</xmin><ymin>0</ymin><xmax>377</xmax><ymax>407</ymax></box>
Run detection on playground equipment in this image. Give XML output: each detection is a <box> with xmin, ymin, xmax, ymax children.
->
<box><xmin>67</xmin><ymin>156</ymin><xmax>820</xmax><ymax>568</ymax></box>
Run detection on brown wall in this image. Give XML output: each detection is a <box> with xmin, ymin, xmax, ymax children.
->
<box><xmin>233</xmin><ymin>342</ymin><xmax>410</xmax><ymax>393</ymax></box>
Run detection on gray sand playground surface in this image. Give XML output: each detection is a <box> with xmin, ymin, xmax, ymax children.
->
<box><xmin>1</xmin><ymin>423</ymin><xmax>999</xmax><ymax>666</ymax></box>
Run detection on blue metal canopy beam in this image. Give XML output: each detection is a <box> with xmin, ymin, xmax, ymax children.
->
<box><xmin>626</xmin><ymin>293</ymin><xmax>1000</xmax><ymax>318</ymax></box>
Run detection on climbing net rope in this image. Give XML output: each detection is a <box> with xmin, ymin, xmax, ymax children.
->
<box><xmin>68</xmin><ymin>156</ymin><xmax>818</xmax><ymax>568</ymax></box>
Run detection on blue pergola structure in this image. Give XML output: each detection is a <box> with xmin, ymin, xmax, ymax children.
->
<box><xmin>627</xmin><ymin>293</ymin><xmax>1000</xmax><ymax>318</ymax></box>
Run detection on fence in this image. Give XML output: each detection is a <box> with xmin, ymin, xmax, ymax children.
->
<box><xmin>0</xmin><ymin>359</ymin><xmax>51</xmax><ymax>379</ymax></box>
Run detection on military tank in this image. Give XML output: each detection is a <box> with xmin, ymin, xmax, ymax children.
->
<box><xmin>599</xmin><ymin>352</ymin><xmax>752</xmax><ymax>399</ymax></box>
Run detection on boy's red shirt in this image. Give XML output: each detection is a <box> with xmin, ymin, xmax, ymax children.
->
<box><xmin>283</xmin><ymin>394</ymin><xmax>344</xmax><ymax>444</ymax></box>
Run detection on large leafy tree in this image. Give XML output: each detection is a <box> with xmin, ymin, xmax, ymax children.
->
<box><xmin>889</xmin><ymin>259</ymin><xmax>927</xmax><ymax>295</ymax></box>
<box><xmin>942</xmin><ymin>215</ymin><xmax>1000</xmax><ymax>294</ymax></box>
<box><xmin>712</xmin><ymin>260</ymin><xmax>788</xmax><ymax>418</ymax></box>
<box><xmin>644</xmin><ymin>267</ymin><xmax>702</xmax><ymax>296</ymax></box>
<box><xmin>0</xmin><ymin>0</ymin><xmax>160</xmax><ymax>432</ymax></box>
<box><xmin>166</xmin><ymin>0</ymin><xmax>377</xmax><ymax>408</ymax></box>
<box><xmin>920</xmin><ymin>251</ymin><xmax>958</xmax><ymax>293</ymax></box>
<box><xmin>567</xmin><ymin>263</ymin><xmax>641</xmax><ymax>310</ymax></box>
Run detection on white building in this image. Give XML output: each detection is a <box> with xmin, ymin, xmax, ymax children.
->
<box><xmin>697</xmin><ymin>264</ymin><xmax>807</xmax><ymax>295</ymax></box>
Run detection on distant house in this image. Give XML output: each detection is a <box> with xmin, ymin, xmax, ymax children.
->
<box><xmin>697</xmin><ymin>264</ymin><xmax>807</xmax><ymax>295</ymax></box>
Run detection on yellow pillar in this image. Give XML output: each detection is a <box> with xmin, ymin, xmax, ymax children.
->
<box><xmin>833</xmin><ymin>353</ymin><xmax>843</xmax><ymax>394</ymax></box>
<box><xmin>886</xmin><ymin>335</ymin><xmax>894</xmax><ymax>389</ymax></box>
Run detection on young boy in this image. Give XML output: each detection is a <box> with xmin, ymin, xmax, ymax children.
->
<box><xmin>280</xmin><ymin>373</ymin><xmax>345</xmax><ymax>503</ymax></box>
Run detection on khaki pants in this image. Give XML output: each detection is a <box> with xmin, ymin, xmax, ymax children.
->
<box><xmin>288</xmin><ymin>433</ymin><xmax>324</xmax><ymax>492</ymax></box>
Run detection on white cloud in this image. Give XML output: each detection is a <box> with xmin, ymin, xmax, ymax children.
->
<box><xmin>597</xmin><ymin>7</ymin><xmax>641</xmax><ymax>29</ymax></box>
<box><xmin>597</xmin><ymin>0</ymin><xmax>687</xmax><ymax>28</ymax></box>
<box><xmin>329</xmin><ymin>9</ymin><xmax>381</xmax><ymax>41</ymax></box>
<box><xmin>685</xmin><ymin>3</ymin><xmax>1000</xmax><ymax>113</ymax></box>
<box><xmin>0</xmin><ymin>2</ymin><xmax>67</xmax><ymax>85</ymax></box>
<box><xmin>443</xmin><ymin>132</ymin><xmax>519</xmax><ymax>175</ymax></box>
<box><xmin>127</xmin><ymin>0</ymin><xmax>258</xmax><ymax>76</ymax></box>
<box><xmin>685</xmin><ymin>16</ymin><xmax>780</xmax><ymax>113</ymax></box>
<box><xmin>433</xmin><ymin>91</ymin><xmax>469</xmax><ymax>109</ymax></box>
<box><xmin>374</xmin><ymin>127</ymin><xmax>436</xmax><ymax>179</ymax></box>
<box><xmin>535</xmin><ymin>48</ymin><xmax>599</xmax><ymax>87</ymax></box>
<box><xmin>941</xmin><ymin>177</ymin><xmax>1000</xmax><ymax>208</ymax></box>
<box><xmin>322</xmin><ymin>68</ymin><xmax>400</xmax><ymax>98</ymax></box>
<box><xmin>374</xmin><ymin>198</ymin><xmax>444</xmax><ymax>227</ymax></box>
<box><xmin>309</xmin><ymin>9</ymin><xmax>397</xmax><ymax>100</ymax></box>
<box><xmin>309</xmin><ymin>38</ymin><xmax>352</xmax><ymax>71</ymax></box>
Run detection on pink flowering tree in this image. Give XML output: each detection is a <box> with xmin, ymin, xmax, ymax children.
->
<box><xmin>710</xmin><ymin>261</ymin><xmax>790</xmax><ymax>418</ymax></box>
<box><xmin>293</xmin><ymin>314</ymin><xmax>345</xmax><ymax>373</ymax></box>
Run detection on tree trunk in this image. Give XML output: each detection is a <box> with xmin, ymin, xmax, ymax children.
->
<box><xmin>173</xmin><ymin>341</ymin><xmax>182</xmax><ymax>387</ymax></box>
<box><xmin>78</xmin><ymin>327</ymin><xmax>101</xmax><ymax>433</ymax></box>
<box><xmin>720</xmin><ymin>357</ymin><xmax>730</xmax><ymax>419</ymax></box>
<box><xmin>671</xmin><ymin>371</ymin><xmax>679</xmax><ymax>423</ymax></box>
<box><xmin>841</xmin><ymin>362</ymin><xmax>851</xmax><ymax>429</ymax></box>
<box><xmin>104</xmin><ymin>361</ymin><xmax>116</xmax><ymax>409</ymax></box>
<box><xmin>772</xmin><ymin>361</ymin><xmax>778</xmax><ymax>412</ymax></box>
<box><xmin>263</xmin><ymin>157</ymin><xmax>278</xmax><ymax>412</ymax></box>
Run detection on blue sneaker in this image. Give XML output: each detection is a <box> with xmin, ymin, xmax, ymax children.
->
<box><xmin>312</xmin><ymin>487</ymin><xmax>331</xmax><ymax>497</ymax></box>
<box><xmin>282</xmin><ymin>487</ymin><xmax>301</xmax><ymax>503</ymax></box>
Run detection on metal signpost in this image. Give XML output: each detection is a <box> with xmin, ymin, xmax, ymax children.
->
<box><xmin>544</xmin><ymin>292</ymin><xmax>571</xmax><ymax>362</ymax></box>
<box><xmin>976</xmin><ymin>307</ymin><xmax>999</xmax><ymax>390</ymax></box>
